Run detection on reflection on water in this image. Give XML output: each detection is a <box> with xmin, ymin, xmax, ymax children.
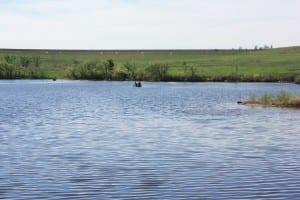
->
<box><xmin>0</xmin><ymin>81</ymin><xmax>300</xmax><ymax>199</ymax></box>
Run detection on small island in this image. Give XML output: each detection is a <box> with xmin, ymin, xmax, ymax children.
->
<box><xmin>238</xmin><ymin>91</ymin><xmax>300</xmax><ymax>108</ymax></box>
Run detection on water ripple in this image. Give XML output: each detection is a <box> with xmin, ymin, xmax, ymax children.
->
<box><xmin>0</xmin><ymin>81</ymin><xmax>300</xmax><ymax>199</ymax></box>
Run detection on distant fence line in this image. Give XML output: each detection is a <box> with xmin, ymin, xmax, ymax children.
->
<box><xmin>0</xmin><ymin>48</ymin><xmax>258</xmax><ymax>54</ymax></box>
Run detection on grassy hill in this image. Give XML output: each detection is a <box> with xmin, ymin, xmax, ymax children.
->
<box><xmin>1</xmin><ymin>47</ymin><xmax>300</xmax><ymax>82</ymax></box>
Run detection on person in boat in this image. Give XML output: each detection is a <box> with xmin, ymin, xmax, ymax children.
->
<box><xmin>134</xmin><ymin>81</ymin><xmax>142</xmax><ymax>87</ymax></box>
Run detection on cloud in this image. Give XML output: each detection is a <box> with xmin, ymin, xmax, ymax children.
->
<box><xmin>0</xmin><ymin>0</ymin><xmax>299</xmax><ymax>49</ymax></box>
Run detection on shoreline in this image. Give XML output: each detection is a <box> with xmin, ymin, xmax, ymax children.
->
<box><xmin>238</xmin><ymin>101</ymin><xmax>300</xmax><ymax>108</ymax></box>
<box><xmin>0</xmin><ymin>78</ymin><xmax>299</xmax><ymax>84</ymax></box>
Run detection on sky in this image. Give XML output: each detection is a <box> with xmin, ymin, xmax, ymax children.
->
<box><xmin>0</xmin><ymin>0</ymin><xmax>299</xmax><ymax>49</ymax></box>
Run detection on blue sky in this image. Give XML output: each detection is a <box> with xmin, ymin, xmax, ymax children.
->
<box><xmin>0</xmin><ymin>0</ymin><xmax>299</xmax><ymax>49</ymax></box>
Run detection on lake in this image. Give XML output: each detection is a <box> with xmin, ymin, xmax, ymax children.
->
<box><xmin>0</xmin><ymin>80</ymin><xmax>300</xmax><ymax>199</ymax></box>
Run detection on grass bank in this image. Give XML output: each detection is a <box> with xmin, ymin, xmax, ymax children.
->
<box><xmin>1</xmin><ymin>46</ymin><xmax>300</xmax><ymax>82</ymax></box>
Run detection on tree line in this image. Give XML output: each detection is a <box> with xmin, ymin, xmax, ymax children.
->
<box><xmin>0</xmin><ymin>55</ymin><xmax>44</xmax><ymax>79</ymax></box>
<box><xmin>1</xmin><ymin>55</ymin><xmax>299</xmax><ymax>83</ymax></box>
<box><xmin>3</xmin><ymin>55</ymin><xmax>41</xmax><ymax>67</ymax></box>
<box><xmin>67</xmin><ymin>59</ymin><xmax>200</xmax><ymax>81</ymax></box>
<box><xmin>0</xmin><ymin>55</ymin><xmax>200</xmax><ymax>81</ymax></box>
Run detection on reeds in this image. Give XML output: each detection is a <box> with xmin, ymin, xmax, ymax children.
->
<box><xmin>244</xmin><ymin>91</ymin><xmax>300</xmax><ymax>108</ymax></box>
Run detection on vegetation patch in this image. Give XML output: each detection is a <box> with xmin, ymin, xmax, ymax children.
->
<box><xmin>238</xmin><ymin>91</ymin><xmax>300</xmax><ymax>108</ymax></box>
<box><xmin>294</xmin><ymin>75</ymin><xmax>300</xmax><ymax>84</ymax></box>
<box><xmin>1</xmin><ymin>47</ymin><xmax>300</xmax><ymax>81</ymax></box>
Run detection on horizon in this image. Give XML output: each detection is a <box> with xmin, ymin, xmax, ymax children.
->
<box><xmin>1</xmin><ymin>0</ymin><xmax>300</xmax><ymax>49</ymax></box>
<box><xmin>1</xmin><ymin>45</ymin><xmax>299</xmax><ymax>51</ymax></box>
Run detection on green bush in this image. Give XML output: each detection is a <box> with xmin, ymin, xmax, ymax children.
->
<box><xmin>295</xmin><ymin>75</ymin><xmax>300</xmax><ymax>84</ymax></box>
<box><xmin>0</xmin><ymin>62</ymin><xmax>15</xmax><ymax>78</ymax></box>
<box><xmin>113</xmin><ymin>65</ymin><xmax>129</xmax><ymax>81</ymax></box>
<box><xmin>32</xmin><ymin>56</ymin><xmax>41</xmax><ymax>68</ymax></box>
<box><xmin>4</xmin><ymin>55</ymin><xmax>16</xmax><ymax>64</ymax></box>
<box><xmin>19</xmin><ymin>56</ymin><xmax>31</xmax><ymax>67</ymax></box>
<box><xmin>123</xmin><ymin>62</ymin><xmax>137</xmax><ymax>80</ymax></box>
<box><xmin>146</xmin><ymin>63</ymin><xmax>169</xmax><ymax>81</ymax></box>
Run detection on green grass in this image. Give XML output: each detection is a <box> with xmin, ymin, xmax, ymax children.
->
<box><xmin>1</xmin><ymin>46</ymin><xmax>300</xmax><ymax>81</ymax></box>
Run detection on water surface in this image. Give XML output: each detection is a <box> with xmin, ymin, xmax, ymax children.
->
<box><xmin>0</xmin><ymin>81</ymin><xmax>300</xmax><ymax>199</ymax></box>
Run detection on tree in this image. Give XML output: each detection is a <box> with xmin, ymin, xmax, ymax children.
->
<box><xmin>32</xmin><ymin>56</ymin><xmax>41</xmax><ymax>68</ymax></box>
<box><xmin>103</xmin><ymin>59</ymin><xmax>114</xmax><ymax>80</ymax></box>
<box><xmin>79</xmin><ymin>61</ymin><xmax>97</xmax><ymax>79</ymax></box>
<box><xmin>183</xmin><ymin>61</ymin><xmax>188</xmax><ymax>80</ymax></box>
<box><xmin>190</xmin><ymin>65</ymin><xmax>197</xmax><ymax>80</ymax></box>
<box><xmin>124</xmin><ymin>62</ymin><xmax>136</xmax><ymax>80</ymax></box>
<box><xmin>20</xmin><ymin>56</ymin><xmax>31</xmax><ymax>67</ymax></box>
<box><xmin>146</xmin><ymin>63</ymin><xmax>169</xmax><ymax>81</ymax></box>
<box><xmin>113</xmin><ymin>65</ymin><xmax>128</xmax><ymax>81</ymax></box>
<box><xmin>184</xmin><ymin>63</ymin><xmax>198</xmax><ymax>81</ymax></box>
<box><xmin>68</xmin><ymin>60</ymin><xmax>106</xmax><ymax>80</ymax></box>
<box><xmin>0</xmin><ymin>62</ymin><xmax>15</xmax><ymax>79</ymax></box>
<box><xmin>4</xmin><ymin>55</ymin><xmax>16</xmax><ymax>64</ymax></box>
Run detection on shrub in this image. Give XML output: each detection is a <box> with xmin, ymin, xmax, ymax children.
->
<box><xmin>294</xmin><ymin>75</ymin><xmax>300</xmax><ymax>84</ymax></box>
<box><xmin>113</xmin><ymin>65</ymin><xmax>129</xmax><ymax>81</ymax></box>
<box><xmin>20</xmin><ymin>56</ymin><xmax>31</xmax><ymax>67</ymax></box>
<box><xmin>0</xmin><ymin>62</ymin><xmax>15</xmax><ymax>79</ymax></box>
<box><xmin>146</xmin><ymin>63</ymin><xmax>169</xmax><ymax>81</ymax></box>
<box><xmin>68</xmin><ymin>60</ymin><xmax>104</xmax><ymax>80</ymax></box>
<box><xmin>103</xmin><ymin>59</ymin><xmax>114</xmax><ymax>80</ymax></box>
<box><xmin>123</xmin><ymin>62</ymin><xmax>136</xmax><ymax>80</ymax></box>
<box><xmin>32</xmin><ymin>56</ymin><xmax>41</xmax><ymax>68</ymax></box>
<box><xmin>4</xmin><ymin>55</ymin><xmax>16</xmax><ymax>64</ymax></box>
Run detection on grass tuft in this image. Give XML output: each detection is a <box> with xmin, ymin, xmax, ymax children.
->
<box><xmin>243</xmin><ymin>91</ymin><xmax>300</xmax><ymax>108</ymax></box>
<box><xmin>259</xmin><ymin>93</ymin><xmax>273</xmax><ymax>105</ymax></box>
<box><xmin>275</xmin><ymin>91</ymin><xmax>292</xmax><ymax>105</ymax></box>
